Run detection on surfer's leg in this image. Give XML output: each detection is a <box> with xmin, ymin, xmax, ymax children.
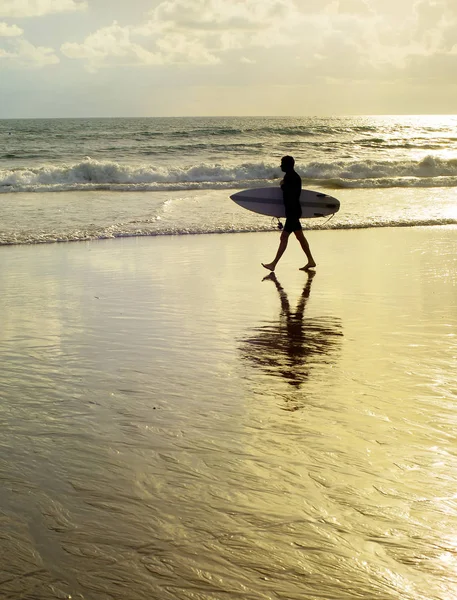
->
<box><xmin>262</xmin><ymin>230</ymin><xmax>290</xmax><ymax>271</ymax></box>
<box><xmin>294</xmin><ymin>230</ymin><xmax>316</xmax><ymax>270</ymax></box>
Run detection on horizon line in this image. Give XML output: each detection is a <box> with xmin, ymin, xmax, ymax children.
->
<box><xmin>1</xmin><ymin>113</ymin><xmax>457</xmax><ymax>120</ymax></box>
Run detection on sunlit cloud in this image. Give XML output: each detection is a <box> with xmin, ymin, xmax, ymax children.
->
<box><xmin>0</xmin><ymin>22</ymin><xmax>23</xmax><ymax>36</ymax></box>
<box><xmin>61</xmin><ymin>0</ymin><xmax>308</xmax><ymax>71</ymax></box>
<box><xmin>0</xmin><ymin>0</ymin><xmax>87</xmax><ymax>18</ymax></box>
<box><xmin>151</xmin><ymin>0</ymin><xmax>291</xmax><ymax>31</ymax></box>
<box><xmin>16</xmin><ymin>0</ymin><xmax>457</xmax><ymax>82</ymax></box>
<box><xmin>0</xmin><ymin>38</ymin><xmax>59</xmax><ymax>68</ymax></box>
<box><xmin>337</xmin><ymin>0</ymin><xmax>374</xmax><ymax>15</ymax></box>
<box><xmin>61</xmin><ymin>21</ymin><xmax>164</xmax><ymax>73</ymax></box>
<box><xmin>416</xmin><ymin>0</ymin><xmax>457</xmax><ymax>56</ymax></box>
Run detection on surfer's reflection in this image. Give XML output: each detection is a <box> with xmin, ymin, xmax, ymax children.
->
<box><xmin>240</xmin><ymin>272</ymin><xmax>342</xmax><ymax>389</ymax></box>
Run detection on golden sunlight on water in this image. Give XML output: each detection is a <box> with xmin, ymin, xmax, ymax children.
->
<box><xmin>0</xmin><ymin>225</ymin><xmax>456</xmax><ymax>599</ymax></box>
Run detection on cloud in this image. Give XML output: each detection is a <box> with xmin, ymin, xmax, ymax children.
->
<box><xmin>0</xmin><ymin>4</ymin><xmax>62</xmax><ymax>68</ymax></box>
<box><xmin>411</xmin><ymin>0</ymin><xmax>457</xmax><ymax>53</ymax></box>
<box><xmin>147</xmin><ymin>0</ymin><xmax>308</xmax><ymax>48</ymax></box>
<box><xmin>337</xmin><ymin>0</ymin><xmax>373</xmax><ymax>13</ymax></box>
<box><xmin>52</xmin><ymin>0</ymin><xmax>457</xmax><ymax>89</ymax></box>
<box><xmin>61</xmin><ymin>22</ymin><xmax>222</xmax><ymax>71</ymax></box>
<box><xmin>151</xmin><ymin>0</ymin><xmax>290</xmax><ymax>31</ymax></box>
<box><xmin>0</xmin><ymin>0</ymin><xmax>87</xmax><ymax>18</ymax></box>
<box><xmin>61</xmin><ymin>0</ymin><xmax>310</xmax><ymax>71</ymax></box>
<box><xmin>402</xmin><ymin>50</ymin><xmax>457</xmax><ymax>83</ymax></box>
<box><xmin>0</xmin><ymin>22</ymin><xmax>23</xmax><ymax>36</ymax></box>
<box><xmin>0</xmin><ymin>38</ymin><xmax>59</xmax><ymax>68</ymax></box>
<box><xmin>61</xmin><ymin>22</ymin><xmax>165</xmax><ymax>72</ymax></box>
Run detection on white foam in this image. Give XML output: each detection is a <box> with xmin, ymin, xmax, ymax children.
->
<box><xmin>300</xmin><ymin>155</ymin><xmax>457</xmax><ymax>185</ymax></box>
<box><xmin>2</xmin><ymin>155</ymin><xmax>457</xmax><ymax>193</ymax></box>
<box><xmin>0</xmin><ymin>158</ymin><xmax>278</xmax><ymax>192</ymax></box>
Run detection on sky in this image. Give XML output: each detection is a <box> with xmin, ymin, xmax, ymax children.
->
<box><xmin>1</xmin><ymin>0</ymin><xmax>457</xmax><ymax>118</ymax></box>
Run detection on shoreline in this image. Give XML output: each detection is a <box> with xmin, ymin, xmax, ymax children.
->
<box><xmin>1</xmin><ymin>186</ymin><xmax>457</xmax><ymax>246</ymax></box>
<box><xmin>0</xmin><ymin>221</ymin><xmax>455</xmax><ymax>249</ymax></box>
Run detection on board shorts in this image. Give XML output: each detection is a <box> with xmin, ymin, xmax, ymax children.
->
<box><xmin>284</xmin><ymin>217</ymin><xmax>302</xmax><ymax>233</ymax></box>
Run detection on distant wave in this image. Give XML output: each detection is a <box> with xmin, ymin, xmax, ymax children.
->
<box><xmin>0</xmin><ymin>159</ymin><xmax>279</xmax><ymax>193</ymax></box>
<box><xmin>2</xmin><ymin>155</ymin><xmax>457</xmax><ymax>193</ymax></box>
<box><xmin>299</xmin><ymin>155</ymin><xmax>457</xmax><ymax>185</ymax></box>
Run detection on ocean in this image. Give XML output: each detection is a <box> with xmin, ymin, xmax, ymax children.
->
<box><xmin>1</xmin><ymin>115</ymin><xmax>457</xmax><ymax>245</ymax></box>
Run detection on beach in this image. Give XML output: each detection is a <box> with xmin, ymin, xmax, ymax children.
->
<box><xmin>1</xmin><ymin>225</ymin><xmax>456</xmax><ymax>599</ymax></box>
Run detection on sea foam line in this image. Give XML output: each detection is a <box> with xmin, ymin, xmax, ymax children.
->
<box><xmin>1</xmin><ymin>218</ymin><xmax>456</xmax><ymax>246</ymax></box>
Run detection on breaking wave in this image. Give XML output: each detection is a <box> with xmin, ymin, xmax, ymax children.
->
<box><xmin>2</xmin><ymin>155</ymin><xmax>457</xmax><ymax>193</ymax></box>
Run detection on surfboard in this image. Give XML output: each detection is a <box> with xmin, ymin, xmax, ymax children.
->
<box><xmin>230</xmin><ymin>187</ymin><xmax>340</xmax><ymax>219</ymax></box>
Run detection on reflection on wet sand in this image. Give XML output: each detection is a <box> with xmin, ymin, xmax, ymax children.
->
<box><xmin>240</xmin><ymin>272</ymin><xmax>343</xmax><ymax>391</ymax></box>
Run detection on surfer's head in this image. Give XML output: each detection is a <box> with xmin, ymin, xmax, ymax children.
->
<box><xmin>280</xmin><ymin>155</ymin><xmax>295</xmax><ymax>172</ymax></box>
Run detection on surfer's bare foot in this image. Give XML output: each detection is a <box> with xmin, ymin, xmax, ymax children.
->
<box><xmin>262</xmin><ymin>262</ymin><xmax>275</xmax><ymax>272</ymax></box>
<box><xmin>299</xmin><ymin>261</ymin><xmax>316</xmax><ymax>271</ymax></box>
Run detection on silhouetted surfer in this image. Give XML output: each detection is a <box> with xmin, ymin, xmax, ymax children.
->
<box><xmin>262</xmin><ymin>155</ymin><xmax>316</xmax><ymax>272</ymax></box>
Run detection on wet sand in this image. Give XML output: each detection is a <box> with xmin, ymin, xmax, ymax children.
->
<box><xmin>0</xmin><ymin>226</ymin><xmax>456</xmax><ymax>599</ymax></box>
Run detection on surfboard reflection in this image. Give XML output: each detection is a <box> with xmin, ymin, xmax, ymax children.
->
<box><xmin>240</xmin><ymin>272</ymin><xmax>343</xmax><ymax>390</ymax></box>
